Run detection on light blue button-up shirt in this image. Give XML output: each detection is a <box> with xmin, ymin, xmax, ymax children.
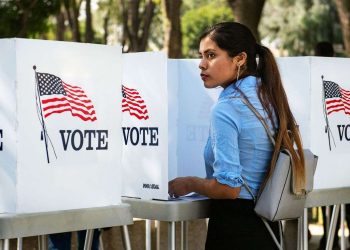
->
<box><xmin>204</xmin><ymin>76</ymin><xmax>275</xmax><ymax>199</ymax></box>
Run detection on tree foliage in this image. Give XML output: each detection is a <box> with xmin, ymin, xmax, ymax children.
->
<box><xmin>260</xmin><ymin>0</ymin><xmax>342</xmax><ymax>56</ymax></box>
<box><xmin>182</xmin><ymin>1</ymin><xmax>233</xmax><ymax>58</ymax></box>
<box><xmin>0</xmin><ymin>0</ymin><xmax>60</xmax><ymax>38</ymax></box>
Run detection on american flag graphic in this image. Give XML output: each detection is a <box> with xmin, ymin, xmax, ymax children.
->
<box><xmin>122</xmin><ymin>85</ymin><xmax>149</xmax><ymax>120</ymax></box>
<box><xmin>37</xmin><ymin>72</ymin><xmax>97</xmax><ymax>121</ymax></box>
<box><xmin>324</xmin><ymin>80</ymin><xmax>350</xmax><ymax>116</ymax></box>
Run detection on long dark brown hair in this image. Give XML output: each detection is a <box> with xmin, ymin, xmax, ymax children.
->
<box><xmin>200</xmin><ymin>22</ymin><xmax>306</xmax><ymax>195</ymax></box>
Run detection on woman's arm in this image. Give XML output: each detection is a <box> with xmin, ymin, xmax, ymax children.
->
<box><xmin>168</xmin><ymin>176</ymin><xmax>240</xmax><ymax>199</ymax></box>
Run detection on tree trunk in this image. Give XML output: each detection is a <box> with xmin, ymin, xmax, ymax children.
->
<box><xmin>334</xmin><ymin>0</ymin><xmax>350</xmax><ymax>56</ymax></box>
<box><xmin>119</xmin><ymin>0</ymin><xmax>155</xmax><ymax>52</ymax></box>
<box><xmin>56</xmin><ymin>4</ymin><xmax>66</xmax><ymax>41</ymax></box>
<box><xmin>64</xmin><ymin>0</ymin><xmax>82</xmax><ymax>42</ymax></box>
<box><xmin>162</xmin><ymin>0</ymin><xmax>182</xmax><ymax>58</ymax></box>
<box><xmin>227</xmin><ymin>0</ymin><xmax>265</xmax><ymax>41</ymax></box>
<box><xmin>16</xmin><ymin>0</ymin><xmax>38</xmax><ymax>37</ymax></box>
<box><xmin>85</xmin><ymin>0</ymin><xmax>94</xmax><ymax>43</ymax></box>
<box><xmin>103</xmin><ymin>8</ymin><xmax>110</xmax><ymax>44</ymax></box>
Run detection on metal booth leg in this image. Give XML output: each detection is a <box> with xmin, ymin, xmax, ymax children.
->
<box><xmin>155</xmin><ymin>221</ymin><xmax>160</xmax><ymax>250</ymax></box>
<box><xmin>298</xmin><ymin>216</ymin><xmax>303</xmax><ymax>250</ymax></box>
<box><xmin>180</xmin><ymin>221</ymin><xmax>188</xmax><ymax>250</ymax></box>
<box><xmin>145</xmin><ymin>219</ymin><xmax>152</xmax><ymax>250</ymax></box>
<box><xmin>168</xmin><ymin>221</ymin><xmax>175</xmax><ymax>250</ymax></box>
<box><xmin>303</xmin><ymin>208</ymin><xmax>308</xmax><ymax>250</ymax></box>
<box><xmin>84</xmin><ymin>229</ymin><xmax>94</xmax><ymax>250</ymax></box>
<box><xmin>0</xmin><ymin>239</ymin><xmax>10</xmax><ymax>250</ymax></box>
<box><xmin>38</xmin><ymin>235</ymin><xmax>48</xmax><ymax>250</ymax></box>
<box><xmin>340</xmin><ymin>204</ymin><xmax>346</xmax><ymax>250</ymax></box>
<box><xmin>17</xmin><ymin>238</ymin><xmax>23</xmax><ymax>250</ymax></box>
<box><xmin>326</xmin><ymin>204</ymin><xmax>340</xmax><ymax>250</ymax></box>
<box><xmin>121</xmin><ymin>225</ymin><xmax>131</xmax><ymax>250</ymax></box>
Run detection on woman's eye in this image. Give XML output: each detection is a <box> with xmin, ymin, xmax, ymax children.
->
<box><xmin>207</xmin><ymin>53</ymin><xmax>215</xmax><ymax>59</ymax></box>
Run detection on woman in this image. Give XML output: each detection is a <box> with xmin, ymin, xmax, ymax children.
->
<box><xmin>168</xmin><ymin>22</ymin><xmax>305</xmax><ymax>249</ymax></box>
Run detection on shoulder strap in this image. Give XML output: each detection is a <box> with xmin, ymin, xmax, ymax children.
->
<box><xmin>241</xmin><ymin>97</ymin><xmax>276</xmax><ymax>146</ymax></box>
<box><xmin>232</xmin><ymin>84</ymin><xmax>276</xmax><ymax>146</ymax></box>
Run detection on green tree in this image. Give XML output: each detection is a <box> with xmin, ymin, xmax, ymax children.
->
<box><xmin>0</xmin><ymin>0</ymin><xmax>60</xmax><ymax>38</ymax></box>
<box><xmin>260</xmin><ymin>0</ymin><xmax>342</xmax><ymax>56</ymax></box>
<box><xmin>182</xmin><ymin>1</ymin><xmax>233</xmax><ymax>58</ymax></box>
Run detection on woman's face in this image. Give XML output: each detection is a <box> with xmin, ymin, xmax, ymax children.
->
<box><xmin>198</xmin><ymin>36</ymin><xmax>238</xmax><ymax>88</ymax></box>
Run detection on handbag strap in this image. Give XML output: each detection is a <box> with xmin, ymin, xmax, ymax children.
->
<box><xmin>240</xmin><ymin>97</ymin><xmax>276</xmax><ymax>146</ymax></box>
<box><xmin>235</xmin><ymin>87</ymin><xmax>285</xmax><ymax>250</ymax></box>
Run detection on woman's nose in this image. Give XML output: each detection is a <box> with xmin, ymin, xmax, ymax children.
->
<box><xmin>199</xmin><ymin>59</ymin><xmax>207</xmax><ymax>70</ymax></box>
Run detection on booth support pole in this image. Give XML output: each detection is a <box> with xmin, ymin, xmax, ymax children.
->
<box><xmin>122</xmin><ymin>225</ymin><xmax>131</xmax><ymax>250</ymax></box>
<box><xmin>155</xmin><ymin>220</ymin><xmax>160</xmax><ymax>250</ymax></box>
<box><xmin>83</xmin><ymin>229</ymin><xmax>94</xmax><ymax>250</ymax></box>
<box><xmin>303</xmin><ymin>208</ymin><xmax>308</xmax><ymax>250</ymax></box>
<box><xmin>326</xmin><ymin>204</ymin><xmax>340</xmax><ymax>250</ymax></box>
<box><xmin>168</xmin><ymin>221</ymin><xmax>175</xmax><ymax>250</ymax></box>
<box><xmin>297</xmin><ymin>217</ymin><xmax>303</xmax><ymax>250</ymax></box>
<box><xmin>341</xmin><ymin>204</ymin><xmax>346</xmax><ymax>250</ymax></box>
<box><xmin>38</xmin><ymin>235</ymin><xmax>47</xmax><ymax>250</ymax></box>
<box><xmin>0</xmin><ymin>239</ymin><xmax>10</xmax><ymax>250</ymax></box>
<box><xmin>17</xmin><ymin>238</ymin><xmax>23</xmax><ymax>250</ymax></box>
<box><xmin>145</xmin><ymin>219</ymin><xmax>152</xmax><ymax>250</ymax></box>
<box><xmin>326</xmin><ymin>206</ymin><xmax>331</xmax><ymax>236</ymax></box>
<box><xmin>180</xmin><ymin>221</ymin><xmax>188</xmax><ymax>250</ymax></box>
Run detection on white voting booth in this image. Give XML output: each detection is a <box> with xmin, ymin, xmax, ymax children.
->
<box><xmin>121</xmin><ymin>53</ymin><xmax>220</xmax><ymax>200</ymax></box>
<box><xmin>277</xmin><ymin>57</ymin><xmax>350</xmax><ymax>190</ymax></box>
<box><xmin>0</xmin><ymin>39</ymin><xmax>123</xmax><ymax>213</ymax></box>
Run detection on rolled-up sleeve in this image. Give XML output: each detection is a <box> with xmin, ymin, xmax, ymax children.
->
<box><xmin>210</xmin><ymin>100</ymin><xmax>243</xmax><ymax>188</ymax></box>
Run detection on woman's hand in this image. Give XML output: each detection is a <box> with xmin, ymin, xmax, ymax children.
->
<box><xmin>168</xmin><ymin>177</ymin><xmax>194</xmax><ymax>198</ymax></box>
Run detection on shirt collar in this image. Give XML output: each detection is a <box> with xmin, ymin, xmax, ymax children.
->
<box><xmin>219</xmin><ymin>76</ymin><xmax>258</xmax><ymax>99</ymax></box>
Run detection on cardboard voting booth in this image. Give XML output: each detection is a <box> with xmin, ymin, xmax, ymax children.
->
<box><xmin>277</xmin><ymin>57</ymin><xmax>350</xmax><ymax>190</ymax></box>
<box><xmin>121</xmin><ymin>53</ymin><xmax>219</xmax><ymax>200</ymax></box>
<box><xmin>0</xmin><ymin>39</ymin><xmax>123</xmax><ymax>212</ymax></box>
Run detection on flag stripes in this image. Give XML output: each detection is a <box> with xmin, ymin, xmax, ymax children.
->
<box><xmin>324</xmin><ymin>80</ymin><xmax>350</xmax><ymax>116</ymax></box>
<box><xmin>37</xmin><ymin>72</ymin><xmax>97</xmax><ymax>121</ymax></box>
<box><xmin>122</xmin><ymin>85</ymin><xmax>149</xmax><ymax>120</ymax></box>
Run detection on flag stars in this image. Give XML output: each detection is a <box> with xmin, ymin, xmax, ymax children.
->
<box><xmin>37</xmin><ymin>73</ymin><xmax>66</xmax><ymax>96</ymax></box>
<box><xmin>324</xmin><ymin>81</ymin><xmax>342</xmax><ymax>99</ymax></box>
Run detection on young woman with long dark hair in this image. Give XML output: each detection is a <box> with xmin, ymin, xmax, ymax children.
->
<box><xmin>168</xmin><ymin>22</ymin><xmax>305</xmax><ymax>249</ymax></box>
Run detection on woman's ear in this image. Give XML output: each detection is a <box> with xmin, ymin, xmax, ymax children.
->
<box><xmin>235</xmin><ymin>52</ymin><xmax>247</xmax><ymax>67</ymax></box>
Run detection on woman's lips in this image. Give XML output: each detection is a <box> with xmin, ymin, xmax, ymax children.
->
<box><xmin>200</xmin><ymin>73</ymin><xmax>209</xmax><ymax>80</ymax></box>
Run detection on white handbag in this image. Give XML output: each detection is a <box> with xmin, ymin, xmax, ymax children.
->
<box><xmin>241</xmin><ymin>96</ymin><xmax>318</xmax><ymax>250</ymax></box>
